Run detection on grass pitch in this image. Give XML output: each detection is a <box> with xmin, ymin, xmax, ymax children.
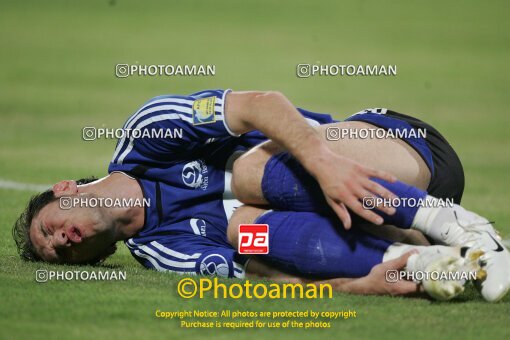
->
<box><xmin>1</xmin><ymin>1</ymin><xmax>509</xmax><ymax>339</ymax></box>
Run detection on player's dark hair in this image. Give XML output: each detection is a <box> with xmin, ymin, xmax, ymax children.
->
<box><xmin>12</xmin><ymin>177</ymin><xmax>100</xmax><ymax>264</ymax></box>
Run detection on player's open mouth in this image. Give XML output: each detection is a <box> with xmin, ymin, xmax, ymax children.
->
<box><xmin>66</xmin><ymin>226</ymin><xmax>83</xmax><ymax>243</ymax></box>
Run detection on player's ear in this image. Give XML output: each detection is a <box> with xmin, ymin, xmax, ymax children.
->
<box><xmin>52</xmin><ymin>180</ymin><xmax>78</xmax><ymax>197</ymax></box>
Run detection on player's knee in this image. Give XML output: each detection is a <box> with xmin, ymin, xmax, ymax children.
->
<box><xmin>232</xmin><ymin>141</ymin><xmax>283</xmax><ymax>204</ymax></box>
<box><xmin>231</xmin><ymin>157</ymin><xmax>249</xmax><ymax>201</ymax></box>
<box><xmin>226</xmin><ymin>224</ymin><xmax>237</xmax><ymax>248</ymax></box>
<box><xmin>232</xmin><ymin>152</ymin><xmax>265</xmax><ymax>204</ymax></box>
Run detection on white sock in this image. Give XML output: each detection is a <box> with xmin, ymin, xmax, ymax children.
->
<box><xmin>410</xmin><ymin>195</ymin><xmax>461</xmax><ymax>243</ymax></box>
<box><xmin>411</xmin><ymin>195</ymin><xmax>443</xmax><ymax>233</ymax></box>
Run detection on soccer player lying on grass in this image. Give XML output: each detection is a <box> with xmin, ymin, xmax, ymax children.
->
<box><xmin>13</xmin><ymin>89</ymin><xmax>510</xmax><ymax>302</ymax></box>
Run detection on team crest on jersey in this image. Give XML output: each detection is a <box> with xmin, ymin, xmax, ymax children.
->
<box><xmin>190</xmin><ymin>218</ymin><xmax>207</xmax><ymax>237</ymax></box>
<box><xmin>192</xmin><ymin>96</ymin><xmax>216</xmax><ymax>125</ymax></box>
<box><xmin>181</xmin><ymin>159</ymin><xmax>209</xmax><ymax>190</ymax></box>
<box><xmin>199</xmin><ymin>254</ymin><xmax>230</xmax><ymax>277</ymax></box>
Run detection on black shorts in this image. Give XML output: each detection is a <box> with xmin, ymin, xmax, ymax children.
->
<box><xmin>346</xmin><ymin>109</ymin><xmax>465</xmax><ymax>204</ymax></box>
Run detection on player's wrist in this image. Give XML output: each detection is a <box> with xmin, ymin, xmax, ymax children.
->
<box><xmin>346</xmin><ymin>278</ymin><xmax>367</xmax><ymax>294</ymax></box>
<box><xmin>297</xmin><ymin>140</ymin><xmax>335</xmax><ymax>179</ymax></box>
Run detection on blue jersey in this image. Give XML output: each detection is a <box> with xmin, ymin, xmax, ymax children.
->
<box><xmin>108</xmin><ymin>89</ymin><xmax>335</xmax><ymax>278</ymax></box>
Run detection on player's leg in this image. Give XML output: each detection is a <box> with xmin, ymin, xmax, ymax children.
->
<box><xmin>232</xmin><ymin>119</ymin><xmax>433</xmax><ymax>242</ymax></box>
<box><xmin>234</xmin><ymin>159</ymin><xmax>510</xmax><ymax>301</ymax></box>
<box><xmin>232</xmin><ymin>109</ymin><xmax>465</xmax><ymax>208</ymax></box>
<box><xmin>227</xmin><ymin>205</ymin><xmax>478</xmax><ymax>300</ymax></box>
<box><xmin>233</xmin><ymin>121</ymin><xmax>431</xmax><ymax>205</ymax></box>
<box><xmin>232</xmin><ymin>110</ymin><xmax>454</xmax><ymax>244</ymax></box>
<box><xmin>234</xmin><ymin>172</ymin><xmax>510</xmax><ymax>301</ymax></box>
<box><xmin>228</xmin><ymin>206</ymin><xmax>392</xmax><ymax>278</ymax></box>
<box><xmin>239</xmin><ymin>146</ymin><xmax>510</xmax><ymax>301</ymax></box>
<box><xmin>238</xmin><ymin>151</ymin><xmax>510</xmax><ymax>301</ymax></box>
<box><xmin>232</xmin><ymin>110</ymin><xmax>509</xmax><ymax>301</ymax></box>
<box><xmin>234</xmin><ymin>130</ymin><xmax>430</xmax><ymax>243</ymax></box>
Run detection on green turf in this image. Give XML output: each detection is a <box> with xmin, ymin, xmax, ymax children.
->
<box><xmin>1</xmin><ymin>0</ymin><xmax>509</xmax><ymax>339</ymax></box>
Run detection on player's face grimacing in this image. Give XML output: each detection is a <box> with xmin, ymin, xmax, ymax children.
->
<box><xmin>29</xmin><ymin>188</ymin><xmax>116</xmax><ymax>264</ymax></box>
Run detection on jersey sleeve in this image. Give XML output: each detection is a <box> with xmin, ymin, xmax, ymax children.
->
<box><xmin>125</xmin><ymin>235</ymin><xmax>249</xmax><ymax>279</ymax></box>
<box><xmin>110</xmin><ymin>89</ymin><xmax>237</xmax><ymax>165</ymax></box>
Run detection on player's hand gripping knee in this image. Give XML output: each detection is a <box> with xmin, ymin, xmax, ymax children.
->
<box><xmin>315</xmin><ymin>154</ymin><xmax>397</xmax><ymax>229</ymax></box>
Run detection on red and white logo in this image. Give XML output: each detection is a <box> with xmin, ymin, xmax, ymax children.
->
<box><xmin>238</xmin><ymin>224</ymin><xmax>269</xmax><ymax>254</ymax></box>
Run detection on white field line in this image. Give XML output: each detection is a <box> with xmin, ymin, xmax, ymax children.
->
<box><xmin>0</xmin><ymin>178</ymin><xmax>50</xmax><ymax>192</ymax></box>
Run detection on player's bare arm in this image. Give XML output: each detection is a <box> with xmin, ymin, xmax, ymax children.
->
<box><xmin>244</xmin><ymin>253</ymin><xmax>422</xmax><ymax>297</ymax></box>
<box><xmin>224</xmin><ymin>91</ymin><xmax>397</xmax><ymax>228</ymax></box>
